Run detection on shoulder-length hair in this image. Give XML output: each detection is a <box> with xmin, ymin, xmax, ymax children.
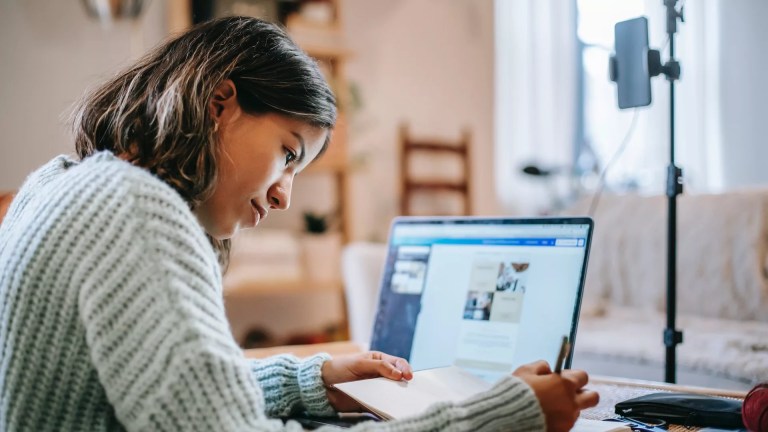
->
<box><xmin>71</xmin><ymin>16</ymin><xmax>337</xmax><ymax>269</ymax></box>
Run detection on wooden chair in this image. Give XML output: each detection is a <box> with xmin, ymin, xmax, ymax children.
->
<box><xmin>398</xmin><ymin>124</ymin><xmax>472</xmax><ymax>216</ymax></box>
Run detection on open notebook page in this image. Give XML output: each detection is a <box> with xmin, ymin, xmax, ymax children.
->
<box><xmin>334</xmin><ymin>366</ymin><xmax>628</xmax><ymax>432</ymax></box>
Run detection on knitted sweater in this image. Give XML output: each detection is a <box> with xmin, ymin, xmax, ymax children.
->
<box><xmin>0</xmin><ymin>152</ymin><xmax>545</xmax><ymax>431</ymax></box>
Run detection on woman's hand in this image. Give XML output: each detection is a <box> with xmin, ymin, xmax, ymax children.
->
<box><xmin>321</xmin><ymin>351</ymin><xmax>413</xmax><ymax>412</ymax></box>
<box><xmin>513</xmin><ymin>361</ymin><xmax>600</xmax><ymax>432</ymax></box>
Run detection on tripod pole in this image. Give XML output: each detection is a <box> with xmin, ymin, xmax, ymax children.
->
<box><xmin>664</xmin><ymin>0</ymin><xmax>684</xmax><ymax>383</ymax></box>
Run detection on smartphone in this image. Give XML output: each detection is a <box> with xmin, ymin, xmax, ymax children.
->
<box><xmin>613</xmin><ymin>17</ymin><xmax>652</xmax><ymax>109</ymax></box>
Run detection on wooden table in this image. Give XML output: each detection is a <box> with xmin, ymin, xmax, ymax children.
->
<box><xmin>244</xmin><ymin>341</ymin><xmax>363</xmax><ymax>359</ymax></box>
<box><xmin>244</xmin><ymin>342</ymin><xmax>747</xmax><ymax>430</ymax></box>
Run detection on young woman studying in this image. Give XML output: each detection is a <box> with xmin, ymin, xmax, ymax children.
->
<box><xmin>0</xmin><ymin>16</ymin><xmax>598</xmax><ymax>431</ymax></box>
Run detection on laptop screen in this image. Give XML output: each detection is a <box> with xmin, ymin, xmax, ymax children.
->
<box><xmin>370</xmin><ymin>217</ymin><xmax>593</xmax><ymax>382</ymax></box>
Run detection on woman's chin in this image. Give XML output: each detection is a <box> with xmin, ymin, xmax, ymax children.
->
<box><xmin>209</xmin><ymin>224</ymin><xmax>238</xmax><ymax>241</ymax></box>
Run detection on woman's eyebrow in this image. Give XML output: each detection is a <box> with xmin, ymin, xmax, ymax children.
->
<box><xmin>291</xmin><ymin>131</ymin><xmax>306</xmax><ymax>163</ymax></box>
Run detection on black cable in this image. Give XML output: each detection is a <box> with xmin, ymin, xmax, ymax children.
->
<box><xmin>587</xmin><ymin>109</ymin><xmax>640</xmax><ymax>217</ymax></box>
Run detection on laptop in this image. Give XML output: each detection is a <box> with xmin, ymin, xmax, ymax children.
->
<box><xmin>369</xmin><ymin>216</ymin><xmax>594</xmax><ymax>382</ymax></box>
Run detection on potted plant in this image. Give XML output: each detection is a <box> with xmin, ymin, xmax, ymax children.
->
<box><xmin>301</xmin><ymin>210</ymin><xmax>341</xmax><ymax>283</ymax></box>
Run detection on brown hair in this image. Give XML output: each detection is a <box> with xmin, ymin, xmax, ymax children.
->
<box><xmin>71</xmin><ymin>16</ymin><xmax>337</xmax><ymax>268</ymax></box>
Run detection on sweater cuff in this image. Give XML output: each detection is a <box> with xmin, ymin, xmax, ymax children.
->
<box><xmin>249</xmin><ymin>353</ymin><xmax>334</xmax><ymax>417</ymax></box>
<box><xmin>379</xmin><ymin>375</ymin><xmax>545</xmax><ymax>432</ymax></box>
<box><xmin>456</xmin><ymin>375</ymin><xmax>545</xmax><ymax>431</ymax></box>
<box><xmin>297</xmin><ymin>353</ymin><xmax>336</xmax><ymax>416</ymax></box>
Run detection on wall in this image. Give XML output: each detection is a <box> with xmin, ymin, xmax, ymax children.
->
<box><xmin>342</xmin><ymin>0</ymin><xmax>499</xmax><ymax>240</ymax></box>
<box><xmin>262</xmin><ymin>0</ymin><xmax>500</xmax><ymax>241</ymax></box>
<box><xmin>0</xmin><ymin>0</ymin><xmax>499</xmax><ymax>244</ymax></box>
<box><xmin>4</xmin><ymin>0</ymin><xmax>768</xmax><ymax>232</ymax></box>
<box><xmin>0</xmin><ymin>0</ymin><xmax>166</xmax><ymax>190</ymax></box>
<box><xmin>0</xmin><ymin>0</ymin><xmax>498</xmax><ymax>341</ymax></box>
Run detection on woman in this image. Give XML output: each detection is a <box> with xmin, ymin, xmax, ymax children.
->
<box><xmin>0</xmin><ymin>17</ymin><xmax>597</xmax><ymax>431</ymax></box>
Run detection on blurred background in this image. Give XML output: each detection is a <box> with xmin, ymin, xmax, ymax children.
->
<box><xmin>1</xmin><ymin>1</ymin><xmax>767</xmax><ymax>386</ymax></box>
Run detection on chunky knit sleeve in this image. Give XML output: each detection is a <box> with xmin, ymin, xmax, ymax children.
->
<box><xmin>249</xmin><ymin>354</ymin><xmax>545</xmax><ymax>431</ymax></box>
<box><xmin>249</xmin><ymin>354</ymin><xmax>336</xmax><ymax>417</ymax></box>
<box><xmin>75</xmin><ymin>164</ymin><xmax>282</xmax><ymax>430</ymax></box>
<box><xmin>372</xmin><ymin>375</ymin><xmax>545</xmax><ymax>432</ymax></box>
<box><xmin>72</xmin><ymin>154</ymin><xmax>544</xmax><ymax>431</ymax></box>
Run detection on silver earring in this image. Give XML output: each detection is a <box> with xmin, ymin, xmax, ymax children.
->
<box><xmin>213</xmin><ymin>122</ymin><xmax>219</xmax><ymax>133</ymax></box>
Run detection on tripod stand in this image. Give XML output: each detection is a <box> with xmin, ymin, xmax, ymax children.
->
<box><xmin>609</xmin><ymin>0</ymin><xmax>686</xmax><ymax>383</ymax></box>
<box><xmin>659</xmin><ymin>0</ymin><xmax>684</xmax><ymax>384</ymax></box>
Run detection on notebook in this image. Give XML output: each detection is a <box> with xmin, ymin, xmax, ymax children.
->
<box><xmin>334</xmin><ymin>365</ymin><xmax>627</xmax><ymax>432</ymax></box>
<box><xmin>369</xmin><ymin>217</ymin><xmax>594</xmax><ymax>382</ymax></box>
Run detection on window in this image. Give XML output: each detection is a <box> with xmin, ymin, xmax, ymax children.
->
<box><xmin>575</xmin><ymin>0</ymin><xmax>660</xmax><ymax>192</ymax></box>
<box><xmin>495</xmin><ymin>0</ymin><xmax>720</xmax><ymax>214</ymax></box>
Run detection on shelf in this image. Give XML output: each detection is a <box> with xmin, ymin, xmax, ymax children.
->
<box><xmin>304</xmin><ymin>114</ymin><xmax>348</xmax><ymax>174</ymax></box>
<box><xmin>281</xmin><ymin>2</ymin><xmax>351</xmax><ymax>241</ymax></box>
<box><xmin>223</xmin><ymin>278</ymin><xmax>343</xmax><ymax>297</ymax></box>
<box><xmin>304</xmin><ymin>158</ymin><xmax>348</xmax><ymax>174</ymax></box>
<box><xmin>286</xmin><ymin>15</ymin><xmax>352</xmax><ymax>60</ymax></box>
<box><xmin>297</xmin><ymin>42</ymin><xmax>353</xmax><ymax>61</ymax></box>
<box><xmin>161</xmin><ymin>1</ymin><xmax>357</xmax><ymax>338</ymax></box>
<box><xmin>286</xmin><ymin>14</ymin><xmax>343</xmax><ymax>33</ymax></box>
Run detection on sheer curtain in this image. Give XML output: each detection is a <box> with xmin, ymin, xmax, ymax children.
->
<box><xmin>494</xmin><ymin>0</ymin><xmax>578</xmax><ymax>215</ymax></box>
<box><xmin>629</xmin><ymin>0</ymin><xmax>725</xmax><ymax>193</ymax></box>
<box><xmin>675</xmin><ymin>0</ymin><xmax>725</xmax><ymax>192</ymax></box>
<box><xmin>495</xmin><ymin>0</ymin><xmax>725</xmax><ymax>215</ymax></box>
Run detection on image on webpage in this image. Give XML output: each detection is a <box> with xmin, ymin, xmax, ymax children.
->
<box><xmin>389</xmin><ymin>246</ymin><xmax>430</xmax><ymax>294</ymax></box>
<box><xmin>454</xmin><ymin>256</ymin><xmax>530</xmax><ymax>379</ymax></box>
<box><xmin>462</xmin><ymin>259</ymin><xmax>530</xmax><ymax>322</ymax></box>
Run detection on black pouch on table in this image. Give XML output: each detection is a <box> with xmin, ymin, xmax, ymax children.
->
<box><xmin>615</xmin><ymin>392</ymin><xmax>744</xmax><ymax>429</ymax></box>
<box><xmin>282</xmin><ymin>412</ymin><xmax>380</xmax><ymax>429</ymax></box>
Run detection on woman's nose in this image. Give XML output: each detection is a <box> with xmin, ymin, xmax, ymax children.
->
<box><xmin>268</xmin><ymin>178</ymin><xmax>292</xmax><ymax>210</ymax></box>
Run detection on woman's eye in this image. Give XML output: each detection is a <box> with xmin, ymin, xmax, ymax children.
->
<box><xmin>284</xmin><ymin>147</ymin><xmax>297</xmax><ymax>165</ymax></box>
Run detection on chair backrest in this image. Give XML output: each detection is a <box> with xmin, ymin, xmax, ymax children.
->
<box><xmin>398</xmin><ymin>123</ymin><xmax>472</xmax><ymax>216</ymax></box>
<box><xmin>341</xmin><ymin>242</ymin><xmax>388</xmax><ymax>347</ymax></box>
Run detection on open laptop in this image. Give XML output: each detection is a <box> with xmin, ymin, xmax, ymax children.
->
<box><xmin>369</xmin><ymin>217</ymin><xmax>594</xmax><ymax>382</ymax></box>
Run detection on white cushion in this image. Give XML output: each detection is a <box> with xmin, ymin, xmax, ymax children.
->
<box><xmin>341</xmin><ymin>242</ymin><xmax>388</xmax><ymax>347</ymax></box>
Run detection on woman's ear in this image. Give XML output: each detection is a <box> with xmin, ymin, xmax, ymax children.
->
<box><xmin>209</xmin><ymin>79</ymin><xmax>239</xmax><ymax>124</ymax></box>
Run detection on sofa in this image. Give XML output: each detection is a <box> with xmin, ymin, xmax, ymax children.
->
<box><xmin>341</xmin><ymin>190</ymin><xmax>768</xmax><ymax>391</ymax></box>
<box><xmin>563</xmin><ymin>190</ymin><xmax>768</xmax><ymax>390</ymax></box>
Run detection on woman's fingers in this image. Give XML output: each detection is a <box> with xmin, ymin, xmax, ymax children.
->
<box><xmin>357</xmin><ymin>358</ymin><xmax>403</xmax><ymax>381</ymax></box>
<box><xmin>575</xmin><ymin>390</ymin><xmax>600</xmax><ymax>409</ymax></box>
<box><xmin>350</xmin><ymin>358</ymin><xmax>403</xmax><ymax>381</ymax></box>
<box><xmin>379</xmin><ymin>360</ymin><xmax>404</xmax><ymax>380</ymax></box>
<box><xmin>392</xmin><ymin>358</ymin><xmax>413</xmax><ymax>380</ymax></box>
<box><xmin>368</xmin><ymin>352</ymin><xmax>413</xmax><ymax>380</ymax></box>
<box><xmin>386</xmin><ymin>355</ymin><xmax>414</xmax><ymax>380</ymax></box>
<box><xmin>562</xmin><ymin>370</ymin><xmax>598</xmax><ymax>409</ymax></box>
<box><xmin>532</xmin><ymin>360</ymin><xmax>552</xmax><ymax>375</ymax></box>
<box><xmin>514</xmin><ymin>360</ymin><xmax>552</xmax><ymax>376</ymax></box>
<box><xmin>561</xmin><ymin>369</ymin><xmax>589</xmax><ymax>389</ymax></box>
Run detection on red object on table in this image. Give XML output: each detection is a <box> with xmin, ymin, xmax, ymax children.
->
<box><xmin>743</xmin><ymin>383</ymin><xmax>768</xmax><ymax>432</ymax></box>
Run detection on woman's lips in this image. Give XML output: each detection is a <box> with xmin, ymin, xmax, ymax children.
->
<box><xmin>250</xmin><ymin>200</ymin><xmax>268</xmax><ymax>225</ymax></box>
